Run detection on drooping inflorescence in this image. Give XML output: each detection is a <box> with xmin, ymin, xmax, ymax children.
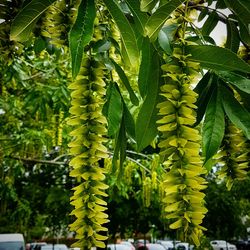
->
<box><xmin>68</xmin><ymin>56</ymin><xmax>109</xmax><ymax>249</ymax></box>
<box><xmin>157</xmin><ymin>19</ymin><xmax>207</xmax><ymax>243</ymax></box>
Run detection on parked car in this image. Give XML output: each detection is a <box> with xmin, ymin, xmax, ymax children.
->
<box><xmin>156</xmin><ymin>240</ymin><xmax>174</xmax><ymax>250</ymax></box>
<box><xmin>29</xmin><ymin>242</ymin><xmax>47</xmax><ymax>250</ymax></box>
<box><xmin>120</xmin><ymin>241</ymin><xmax>136</xmax><ymax>250</ymax></box>
<box><xmin>107</xmin><ymin>243</ymin><xmax>133</xmax><ymax>250</ymax></box>
<box><xmin>175</xmin><ymin>242</ymin><xmax>194</xmax><ymax>250</ymax></box>
<box><xmin>137</xmin><ymin>243</ymin><xmax>167</xmax><ymax>250</ymax></box>
<box><xmin>210</xmin><ymin>240</ymin><xmax>237</xmax><ymax>250</ymax></box>
<box><xmin>0</xmin><ymin>233</ymin><xmax>25</xmax><ymax>250</ymax></box>
<box><xmin>41</xmin><ymin>244</ymin><xmax>68</xmax><ymax>250</ymax></box>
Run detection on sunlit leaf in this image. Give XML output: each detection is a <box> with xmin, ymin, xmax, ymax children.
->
<box><xmin>10</xmin><ymin>0</ymin><xmax>56</xmax><ymax>41</ymax></box>
<box><xmin>111</xmin><ymin>59</ymin><xmax>139</xmax><ymax>106</ymax></box>
<box><xmin>103</xmin><ymin>0</ymin><xmax>140</xmax><ymax>67</ymax></box>
<box><xmin>186</xmin><ymin>45</ymin><xmax>250</xmax><ymax>73</ymax></box>
<box><xmin>216</xmin><ymin>71</ymin><xmax>250</xmax><ymax>94</ymax></box>
<box><xmin>69</xmin><ymin>0</ymin><xmax>96</xmax><ymax>79</ymax></box>
<box><xmin>136</xmin><ymin>50</ymin><xmax>160</xmax><ymax>151</ymax></box>
<box><xmin>140</xmin><ymin>0</ymin><xmax>158</xmax><ymax>12</ymax></box>
<box><xmin>125</xmin><ymin>0</ymin><xmax>148</xmax><ymax>34</ymax></box>
<box><xmin>145</xmin><ymin>0</ymin><xmax>185</xmax><ymax>40</ymax></box>
<box><xmin>158</xmin><ymin>24</ymin><xmax>178</xmax><ymax>54</ymax></box>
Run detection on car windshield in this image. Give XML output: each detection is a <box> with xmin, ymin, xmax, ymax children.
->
<box><xmin>0</xmin><ymin>242</ymin><xmax>24</xmax><ymax>250</ymax></box>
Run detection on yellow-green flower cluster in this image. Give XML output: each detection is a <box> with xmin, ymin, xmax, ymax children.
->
<box><xmin>157</xmin><ymin>48</ymin><xmax>207</xmax><ymax>245</ymax></box>
<box><xmin>68</xmin><ymin>57</ymin><xmax>109</xmax><ymax>249</ymax></box>
<box><xmin>216</xmin><ymin>121</ymin><xmax>248</xmax><ymax>190</ymax></box>
<box><xmin>42</xmin><ymin>0</ymin><xmax>77</xmax><ymax>47</ymax></box>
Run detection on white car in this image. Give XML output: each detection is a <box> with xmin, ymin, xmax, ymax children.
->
<box><xmin>107</xmin><ymin>244</ymin><xmax>133</xmax><ymax>250</ymax></box>
<box><xmin>0</xmin><ymin>233</ymin><xmax>25</xmax><ymax>250</ymax></box>
<box><xmin>175</xmin><ymin>242</ymin><xmax>194</xmax><ymax>250</ymax></box>
<box><xmin>156</xmin><ymin>240</ymin><xmax>174</xmax><ymax>250</ymax></box>
<box><xmin>210</xmin><ymin>240</ymin><xmax>237</xmax><ymax>250</ymax></box>
<box><xmin>41</xmin><ymin>244</ymin><xmax>68</xmax><ymax>250</ymax></box>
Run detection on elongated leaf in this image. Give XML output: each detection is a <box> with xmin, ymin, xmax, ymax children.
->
<box><xmin>103</xmin><ymin>83</ymin><xmax>123</xmax><ymax>137</ymax></box>
<box><xmin>145</xmin><ymin>0</ymin><xmax>185</xmax><ymax>40</ymax></box>
<box><xmin>238</xmin><ymin>19</ymin><xmax>250</xmax><ymax>46</ymax></box>
<box><xmin>224</xmin><ymin>0</ymin><xmax>250</xmax><ymax>25</ymax></box>
<box><xmin>221</xmin><ymin>84</ymin><xmax>250</xmax><ymax>139</ymax></box>
<box><xmin>112</xmin><ymin>116</ymin><xmax>127</xmax><ymax>173</ymax></box>
<box><xmin>10</xmin><ymin>0</ymin><xmax>56</xmax><ymax>41</ymax></box>
<box><xmin>103</xmin><ymin>0</ymin><xmax>139</xmax><ymax>67</ymax></box>
<box><xmin>69</xmin><ymin>0</ymin><xmax>96</xmax><ymax>79</ymax></box>
<box><xmin>125</xmin><ymin>0</ymin><xmax>148</xmax><ymax>34</ymax></box>
<box><xmin>202</xmin><ymin>86</ymin><xmax>225</xmax><ymax>162</ymax></box>
<box><xmin>216</xmin><ymin>0</ymin><xmax>227</xmax><ymax>9</ymax></box>
<box><xmin>158</xmin><ymin>24</ymin><xmax>178</xmax><ymax>54</ymax></box>
<box><xmin>186</xmin><ymin>45</ymin><xmax>250</xmax><ymax>73</ymax></box>
<box><xmin>225</xmin><ymin>18</ymin><xmax>240</xmax><ymax>53</ymax></box>
<box><xmin>216</xmin><ymin>71</ymin><xmax>250</xmax><ymax>94</ymax></box>
<box><xmin>123</xmin><ymin>103</ymin><xmax>135</xmax><ymax>140</ymax></box>
<box><xmin>138</xmin><ymin>37</ymin><xmax>153</xmax><ymax>98</ymax></box>
<box><xmin>202</xmin><ymin>11</ymin><xmax>219</xmax><ymax>36</ymax></box>
<box><xmin>136</xmin><ymin>52</ymin><xmax>160</xmax><ymax>151</ymax></box>
<box><xmin>198</xmin><ymin>8</ymin><xmax>208</xmax><ymax>22</ymax></box>
<box><xmin>140</xmin><ymin>0</ymin><xmax>158</xmax><ymax>12</ymax></box>
<box><xmin>194</xmin><ymin>72</ymin><xmax>215</xmax><ymax>125</ymax></box>
<box><xmin>111</xmin><ymin>59</ymin><xmax>139</xmax><ymax>106</ymax></box>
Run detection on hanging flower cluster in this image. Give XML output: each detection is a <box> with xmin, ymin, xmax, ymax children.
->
<box><xmin>68</xmin><ymin>56</ymin><xmax>109</xmax><ymax>249</ymax></box>
<box><xmin>216</xmin><ymin>120</ymin><xmax>249</xmax><ymax>190</ymax></box>
<box><xmin>157</xmin><ymin>46</ymin><xmax>207</xmax><ymax>245</ymax></box>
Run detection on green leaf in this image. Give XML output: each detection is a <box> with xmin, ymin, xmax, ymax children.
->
<box><xmin>103</xmin><ymin>83</ymin><xmax>123</xmax><ymax>137</ymax></box>
<box><xmin>224</xmin><ymin>0</ymin><xmax>250</xmax><ymax>25</ymax></box>
<box><xmin>186</xmin><ymin>45</ymin><xmax>250</xmax><ymax>73</ymax></box>
<box><xmin>201</xmin><ymin>11</ymin><xmax>219</xmax><ymax>36</ymax></box>
<box><xmin>221</xmin><ymin>84</ymin><xmax>250</xmax><ymax>139</ymax></box>
<box><xmin>136</xmin><ymin>52</ymin><xmax>160</xmax><ymax>151</ymax></box>
<box><xmin>103</xmin><ymin>0</ymin><xmax>140</xmax><ymax>67</ymax></box>
<box><xmin>10</xmin><ymin>0</ymin><xmax>56</xmax><ymax>41</ymax></box>
<box><xmin>202</xmin><ymin>86</ymin><xmax>225</xmax><ymax>162</ymax></box>
<box><xmin>216</xmin><ymin>71</ymin><xmax>250</xmax><ymax>94</ymax></box>
<box><xmin>238</xmin><ymin>19</ymin><xmax>250</xmax><ymax>46</ymax></box>
<box><xmin>138</xmin><ymin>37</ymin><xmax>153</xmax><ymax>98</ymax></box>
<box><xmin>225</xmin><ymin>18</ymin><xmax>240</xmax><ymax>53</ymax></box>
<box><xmin>123</xmin><ymin>103</ymin><xmax>136</xmax><ymax>140</ymax></box>
<box><xmin>198</xmin><ymin>8</ymin><xmax>208</xmax><ymax>22</ymax></box>
<box><xmin>158</xmin><ymin>24</ymin><xmax>178</xmax><ymax>54</ymax></box>
<box><xmin>125</xmin><ymin>0</ymin><xmax>148</xmax><ymax>34</ymax></box>
<box><xmin>92</xmin><ymin>40</ymin><xmax>111</xmax><ymax>53</ymax></box>
<box><xmin>145</xmin><ymin>0</ymin><xmax>185</xmax><ymax>40</ymax></box>
<box><xmin>112</xmin><ymin>117</ymin><xmax>127</xmax><ymax>173</ymax></box>
<box><xmin>140</xmin><ymin>0</ymin><xmax>158</xmax><ymax>12</ymax></box>
<box><xmin>34</xmin><ymin>37</ymin><xmax>46</xmax><ymax>54</ymax></box>
<box><xmin>194</xmin><ymin>72</ymin><xmax>215</xmax><ymax>125</ymax></box>
<box><xmin>111</xmin><ymin>59</ymin><xmax>139</xmax><ymax>106</ymax></box>
<box><xmin>69</xmin><ymin>0</ymin><xmax>96</xmax><ymax>79</ymax></box>
<box><xmin>216</xmin><ymin>0</ymin><xmax>227</xmax><ymax>9</ymax></box>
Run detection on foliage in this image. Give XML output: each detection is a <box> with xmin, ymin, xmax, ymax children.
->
<box><xmin>0</xmin><ymin>0</ymin><xmax>249</xmax><ymax>248</ymax></box>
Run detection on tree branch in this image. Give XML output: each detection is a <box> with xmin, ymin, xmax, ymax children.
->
<box><xmin>9</xmin><ymin>155</ymin><xmax>68</xmax><ymax>166</ymax></box>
